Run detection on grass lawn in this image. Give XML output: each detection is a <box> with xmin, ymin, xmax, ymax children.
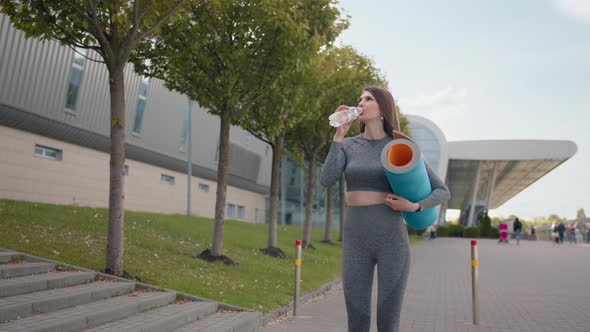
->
<box><xmin>0</xmin><ymin>199</ymin><xmax>420</xmax><ymax>313</ymax></box>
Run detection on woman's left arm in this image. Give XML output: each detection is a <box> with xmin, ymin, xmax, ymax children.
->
<box><xmin>416</xmin><ymin>161</ymin><xmax>451</xmax><ymax>210</ymax></box>
<box><xmin>384</xmin><ymin>161</ymin><xmax>451</xmax><ymax>212</ymax></box>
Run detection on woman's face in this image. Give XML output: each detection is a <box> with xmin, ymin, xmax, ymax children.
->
<box><xmin>357</xmin><ymin>91</ymin><xmax>381</xmax><ymax>122</ymax></box>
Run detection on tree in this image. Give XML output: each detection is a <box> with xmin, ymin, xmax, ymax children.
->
<box><xmin>1</xmin><ymin>0</ymin><xmax>187</xmax><ymax>276</ymax></box>
<box><xmin>319</xmin><ymin>141</ymin><xmax>339</xmax><ymax>244</ymax></box>
<box><xmin>576</xmin><ymin>208</ymin><xmax>586</xmax><ymax>220</ymax></box>
<box><xmin>246</xmin><ymin>45</ymin><xmax>346</xmax><ymax>257</ymax></box>
<box><xmin>479</xmin><ymin>210</ymin><xmax>492</xmax><ymax>238</ymax></box>
<box><xmin>132</xmin><ymin>0</ymin><xmax>343</xmax><ymax>260</ymax></box>
<box><xmin>338</xmin><ymin>174</ymin><xmax>346</xmax><ymax>241</ymax></box>
<box><xmin>288</xmin><ymin>46</ymin><xmax>387</xmax><ymax>248</ymax></box>
<box><xmin>243</xmin><ymin>5</ymin><xmax>345</xmax><ymax>257</ymax></box>
<box><xmin>323</xmin><ymin>182</ymin><xmax>335</xmax><ymax>243</ymax></box>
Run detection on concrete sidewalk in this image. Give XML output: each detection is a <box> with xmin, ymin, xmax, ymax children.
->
<box><xmin>262</xmin><ymin>238</ymin><xmax>590</xmax><ymax>332</ymax></box>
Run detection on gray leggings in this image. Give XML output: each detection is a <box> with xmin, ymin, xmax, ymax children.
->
<box><xmin>342</xmin><ymin>204</ymin><xmax>410</xmax><ymax>332</ymax></box>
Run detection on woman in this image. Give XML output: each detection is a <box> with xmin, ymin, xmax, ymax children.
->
<box><xmin>320</xmin><ymin>86</ymin><xmax>450</xmax><ymax>332</ymax></box>
<box><xmin>499</xmin><ymin>221</ymin><xmax>508</xmax><ymax>244</ymax></box>
<box><xmin>550</xmin><ymin>221</ymin><xmax>558</xmax><ymax>244</ymax></box>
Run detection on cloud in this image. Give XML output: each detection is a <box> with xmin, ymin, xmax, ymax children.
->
<box><xmin>552</xmin><ymin>0</ymin><xmax>590</xmax><ymax>23</ymax></box>
<box><xmin>398</xmin><ymin>86</ymin><xmax>467</xmax><ymax>112</ymax></box>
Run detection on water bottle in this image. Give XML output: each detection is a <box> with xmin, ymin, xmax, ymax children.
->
<box><xmin>328</xmin><ymin>107</ymin><xmax>362</xmax><ymax>127</ymax></box>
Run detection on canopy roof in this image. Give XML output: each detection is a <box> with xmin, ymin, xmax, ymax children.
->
<box><xmin>445</xmin><ymin>140</ymin><xmax>577</xmax><ymax>209</ymax></box>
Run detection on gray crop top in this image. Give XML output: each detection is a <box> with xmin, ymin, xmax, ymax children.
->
<box><xmin>320</xmin><ymin>134</ymin><xmax>451</xmax><ymax>210</ymax></box>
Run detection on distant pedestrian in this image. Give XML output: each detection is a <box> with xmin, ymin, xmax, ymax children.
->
<box><xmin>557</xmin><ymin>222</ymin><xmax>566</xmax><ymax>244</ymax></box>
<box><xmin>499</xmin><ymin>221</ymin><xmax>508</xmax><ymax>244</ymax></box>
<box><xmin>575</xmin><ymin>226</ymin><xmax>583</xmax><ymax>243</ymax></box>
<box><xmin>513</xmin><ymin>218</ymin><xmax>522</xmax><ymax>246</ymax></box>
<box><xmin>567</xmin><ymin>223</ymin><xmax>576</xmax><ymax>244</ymax></box>
<box><xmin>551</xmin><ymin>222</ymin><xmax>559</xmax><ymax>244</ymax></box>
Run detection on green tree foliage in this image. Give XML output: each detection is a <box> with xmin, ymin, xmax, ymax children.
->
<box><xmin>463</xmin><ymin>227</ymin><xmax>480</xmax><ymax>238</ymax></box>
<box><xmin>132</xmin><ymin>0</ymin><xmax>344</xmax><ymax>258</ymax></box>
<box><xmin>242</xmin><ymin>4</ymin><xmax>346</xmax><ymax>256</ymax></box>
<box><xmin>1</xmin><ymin>0</ymin><xmax>187</xmax><ymax>276</ymax></box>
<box><xmin>479</xmin><ymin>211</ymin><xmax>492</xmax><ymax>238</ymax></box>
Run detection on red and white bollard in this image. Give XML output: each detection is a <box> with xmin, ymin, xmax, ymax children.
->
<box><xmin>471</xmin><ymin>240</ymin><xmax>479</xmax><ymax>325</ymax></box>
<box><xmin>294</xmin><ymin>240</ymin><xmax>302</xmax><ymax>317</ymax></box>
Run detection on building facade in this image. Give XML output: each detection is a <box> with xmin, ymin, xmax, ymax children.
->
<box><xmin>0</xmin><ymin>15</ymin><xmax>273</xmax><ymax>223</ymax></box>
<box><xmin>0</xmin><ymin>15</ymin><xmax>577</xmax><ymax>228</ymax></box>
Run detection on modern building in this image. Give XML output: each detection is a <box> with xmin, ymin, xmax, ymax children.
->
<box><xmin>0</xmin><ymin>15</ymin><xmax>577</xmax><ymax>228</ymax></box>
<box><xmin>407</xmin><ymin>115</ymin><xmax>577</xmax><ymax>227</ymax></box>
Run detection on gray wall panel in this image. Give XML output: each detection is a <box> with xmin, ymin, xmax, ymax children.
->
<box><xmin>15</xmin><ymin>35</ymin><xmax>32</xmax><ymax>104</ymax></box>
<box><xmin>228</xmin><ymin>126</ymin><xmax>272</xmax><ymax>185</ymax></box>
<box><xmin>125</xmin><ymin>65</ymin><xmax>141</xmax><ymax>135</ymax></box>
<box><xmin>130</xmin><ymin>78</ymin><xmax>186</xmax><ymax>154</ymax></box>
<box><xmin>0</xmin><ymin>15</ymin><xmax>70</xmax><ymax>118</ymax></box>
<box><xmin>190</xmin><ymin>103</ymin><xmax>221</xmax><ymax>171</ymax></box>
<box><xmin>0</xmin><ymin>14</ymin><xmax>273</xmax><ymax>189</ymax></box>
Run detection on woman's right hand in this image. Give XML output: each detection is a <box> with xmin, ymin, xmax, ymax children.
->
<box><xmin>333</xmin><ymin>105</ymin><xmax>355</xmax><ymax>142</ymax></box>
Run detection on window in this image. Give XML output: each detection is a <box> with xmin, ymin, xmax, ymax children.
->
<box><xmin>214</xmin><ymin>140</ymin><xmax>220</xmax><ymax>163</ymax></box>
<box><xmin>198</xmin><ymin>183</ymin><xmax>209</xmax><ymax>192</ymax></box>
<box><xmin>34</xmin><ymin>144</ymin><xmax>62</xmax><ymax>161</ymax></box>
<box><xmin>161</xmin><ymin>174</ymin><xmax>175</xmax><ymax>185</ymax></box>
<box><xmin>65</xmin><ymin>47</ymin><xmax>87</xmax><ymax>112</ymax></box>
<box><xmin>124</xmin><ymin>165</ymin><xmax>129</xmax><ymax>176</ymax></box>
<box><xmin>407</xmin><ymin>123</ymin><xmax>441</xmax><ymax>173</ymax></box>
<box><xmin>237</xmin><ymin>206</ymin><xmax>245</xmax><ymax>219</ymax></box>
<box><xmin>227</xmin><ymin>204</ymin><xmax>236</xmax><ymax>217</ymax></box>
<box><xmin>179</xmin><ymin>105</ymin><xmax>190</xmax><ymax>152</ymax></box>
<box><xmin>255</xmin><ymin>208</ymin><xmax>259</xmax><ymax>223</ymax></box>
<box><xmin>132</xmin><ymin>77</ymin><xmax>149</xmax><ymax>134</ymax></box>
<box><xmin>72</xmin><ymin>48</ymin><xmax>86</xmax><ymax>66</ymax></box>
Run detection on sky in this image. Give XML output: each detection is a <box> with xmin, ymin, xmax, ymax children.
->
<box><xmin>336</xmin><ymin>0</ymin><xmax>590</xmax><ymax>221</ymax></box>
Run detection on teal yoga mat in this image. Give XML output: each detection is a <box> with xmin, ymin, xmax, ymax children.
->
<box><xmin>380</xmin><ymin>135</ymin><xmax>438</xmax><ymax>230</ymax></box>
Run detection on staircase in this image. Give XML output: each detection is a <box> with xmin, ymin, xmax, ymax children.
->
<box><xmin>0</xmin><ymin>249</ymin><xmax>261</xmax><ymax>331</ymax></box>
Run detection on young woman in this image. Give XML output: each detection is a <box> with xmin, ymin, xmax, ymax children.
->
<box><xmin>320</xmin><ymin>86</ymin><xmax>450</xmax><ymax>332</ymax></box>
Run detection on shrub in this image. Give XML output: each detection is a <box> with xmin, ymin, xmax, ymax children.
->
<box><xmin>480</xmin><ymin>214</ymin><xmax>492</xmax><ymax>238</ymax></box>
<box><xmin>437</xmin><ymin>225</ymin><xmax>449</xmax><ymax>237</ymax></box>
<box><xmin>489</xmin><ymin>227</ymin><xmax>500</xmax><ymax>239</ymax></box>
<box><xmin>464</xmin><ymin>227</ymin><xmax>480</xmax><ymax>238</ymax></box>
<box><xmin>448</xmin><ymin>224</ymin><xmax>464</xmax><ymax>237</ymax></box>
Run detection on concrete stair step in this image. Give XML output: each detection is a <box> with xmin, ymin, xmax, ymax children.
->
<box><xmin>0</xmin><ymin>280</ymin><xmax>134</xmax><ymax>322</ymax></box>
<box><xmin>0</xmin><ymin>252</ymin><xmax>20</xmax><ymax>264</ymax></box>
<box><xmin>0</xmin><ymin>262</ymin><xmax>55</xmax><ymax>279</ymax></box>
<box><xmin>83</xmin><ymin>301</ymin><xmax>218</xmax><ymax>332</ymax></box>
<box><xmin>0</xmin><ymin>290</ymin><xmax>176</xmax><ymax>332</ymax></box>
<box><xmin>0</xmin><ymin>271</ymin><xmax>96</xmax><ymax>298</ymax></box>
<box><xmin>172</xmin><ymin>311</ymin><xmax>262</xmax><ymax>332</ymax></box>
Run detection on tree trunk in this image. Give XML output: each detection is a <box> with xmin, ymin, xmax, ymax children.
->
<box><xmin>211</xmin><ymin>109</ymin><xmax>232</xmax><ymax>256</ymax></box>
<box><xmin>303</xmin><ymin>153</ymin><xmax>317</xmax><ymax>247</ymax></box>
<box><xmin>268</xmin><ymin>134</ymin><xmax>284</xmax><ymax>248</ymax></box>
<box><xmin>324</xmin><ymin>184</ymin><xmax>333</xmax><ymax>242</ymax></box>
<box><xmin>105</xmin><ymin>67</ymin><xmax>126</xmax><ymax>276</ymax></box>
<box><xmin>339</xmin><ymin>174</ymin><xmax>346</xmax><ymax>242</ymax></box>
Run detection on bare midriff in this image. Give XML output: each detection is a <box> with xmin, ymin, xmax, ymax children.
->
<box><xmin>346</xmin><ymin>191</ymin><xmax>389</xmax><ymax>206</ymax></box>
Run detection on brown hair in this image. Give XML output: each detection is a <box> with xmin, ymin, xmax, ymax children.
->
<box><xmin>359</xmin><ymin>86</ymin><xmax>401</xmax><ymax>136</ymax></box>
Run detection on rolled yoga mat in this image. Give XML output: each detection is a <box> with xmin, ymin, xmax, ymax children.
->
<box><xmin>380</xmin><ymin>135</ymin><xmax>438</xmax><ymax>230</ymax></box>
